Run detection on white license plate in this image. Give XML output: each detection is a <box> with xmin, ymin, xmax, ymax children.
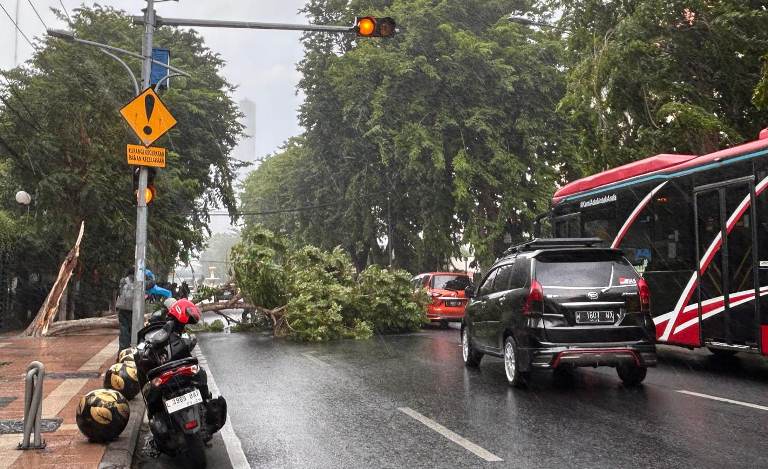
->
<box><xmin>164</xmin><ymin>389</ymin><xmax>203</xmax><ymax>414</ymax></box>
<box><xmin>575</xmin><ymin>310</ymin><xmax>615</xmax><ymax>324</ymax></box>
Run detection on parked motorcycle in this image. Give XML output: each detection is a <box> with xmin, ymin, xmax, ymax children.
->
<box><xmin>135</xmin><ymin>298</ymin><xmax>226</xmax><ymax>469</ymax></box>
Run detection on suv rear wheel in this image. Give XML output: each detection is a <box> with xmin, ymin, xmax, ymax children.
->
<box><xmin>616</xmin><ymin>364</ymin><xmax>647</xmax><ymax>386</ymax></box>
<box><xmin>503</xmin><ymin>336</ymin><xmax>528</xmax><ymax>387</ymax></box>
<box><xmin>462</xmin><ymin>328</ymin><xmax>482</xmax><ymax>367</ymax></box>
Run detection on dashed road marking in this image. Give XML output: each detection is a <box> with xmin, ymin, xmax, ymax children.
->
<box><xmin>398</xmin><ymin>407</ymin><xmax>503</xmax><ymax>462</ymax></box>
<box><xmin>677</xmin><ymin>390</ymin><xmax>768</xmax><ymax>411</ymax></box>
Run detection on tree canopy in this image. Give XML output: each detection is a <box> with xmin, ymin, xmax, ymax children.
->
<box><xmin>0</xmin><ymin>6</ymin><xmax>243</xmax><ymax>315</ymax></box>
<box><xmin>241</xmin><ymin>0</ymin><xmax>768</xmax><ymax>273</ymax></box>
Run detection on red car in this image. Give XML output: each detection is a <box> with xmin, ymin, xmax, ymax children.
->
<box><xmin>411</xmin><ymin>272</ymin><xmax>473</xmax><ymax>325</ymax></box>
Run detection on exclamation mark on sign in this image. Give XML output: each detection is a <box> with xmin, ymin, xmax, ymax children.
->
<box><xmin>143</xmin><ymin>94</ymin><xmax>155</xmax><ymax>135</ymax></box>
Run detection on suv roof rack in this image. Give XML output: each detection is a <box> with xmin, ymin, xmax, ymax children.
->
<box><xmin>502</xmin><ymin>238</ymin><xmax>604</xmax><ymax>256</ymax></box>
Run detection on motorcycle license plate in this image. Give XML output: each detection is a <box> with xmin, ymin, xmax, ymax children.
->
<box><xmin>164</xmin><ymin>389</ymin><xmax>203</xmax><ymax>414</ymax></box>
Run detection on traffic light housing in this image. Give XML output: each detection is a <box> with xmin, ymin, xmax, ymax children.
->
<box><xmin>355</xmin><ymin>17</ymin><xmax>396</xmax><ymax>38</ymax></box>
<box><xmin>132</xmin><ymin>167</ymin><xmax>157</xmax><ymax>205</ymax></box>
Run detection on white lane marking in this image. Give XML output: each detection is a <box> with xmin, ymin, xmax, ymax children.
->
<box><xmin>398</xmin><ymin>407</ymin><xmax>503</xmax><ymax>462</ymax></box>
<box><xmin>193</xmin><ymin>346</ymin><xmax>251</xmax><ymax>469</ymax></box>
<box><xmin>301</xmin><ymin>352</ymin><xmax>330</xmax><ymax>367</ymax></box>
<box><xmin>677</xmin><ymin>390</ymin><xmax>768</xmax><ymax>412</ymax></box>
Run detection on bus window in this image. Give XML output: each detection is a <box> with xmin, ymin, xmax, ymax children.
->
<box><xmin>648</xmin><ymin>183</ymin><xmax>694</xmax><ymax>272</ymax></box>
<box><xmin>553</xmin><ymin>214</ymin><xmax>580</xmax><ymax>238</ymax></box>
<box><xmin>582</xmin><ymin>204</ymin><xmax>616</xmax><ymax>244</ymax></box>
<box><xmin>615</xmin><ymin>187</ymin><xmax>652</xmax><ymax>273</ymax></box>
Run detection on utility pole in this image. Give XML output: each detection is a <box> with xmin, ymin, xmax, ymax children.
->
<box><xmin>13</xmin><ymin>0</ymin><xmax>20</xmax><ymax>65</ymax></box>
<box><xmin>131</xmin><ymin>0</ymin><xmax>155</xmax><ymax>345</ymax></box>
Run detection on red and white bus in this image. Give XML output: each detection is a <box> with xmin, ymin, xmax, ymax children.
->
<box><xmin>549</xmin><ymin>130</ymin><xmax>768</xmax><ymax>356</ymax></box>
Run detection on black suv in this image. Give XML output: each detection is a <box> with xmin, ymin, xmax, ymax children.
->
<box><xmin>461</xmin><ymin>238</ymin><xmax>657</xmax><ymax>387</ymax></box>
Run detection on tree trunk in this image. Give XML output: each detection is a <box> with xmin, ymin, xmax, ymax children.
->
<box><xmin>23</xmin><ymin>222</ymin><xmax>85</xmax><ymax>337</ymax></box>
<box><xmin>57</xmin><ymin>287</ymin><xmax>68</xmax><ymax>322</ymax></box>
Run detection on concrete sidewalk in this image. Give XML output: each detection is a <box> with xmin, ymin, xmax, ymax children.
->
<box><xmin>0</xmin><ymin>333</ymin><xmax>142</xmax><ymax>469</ymax></box>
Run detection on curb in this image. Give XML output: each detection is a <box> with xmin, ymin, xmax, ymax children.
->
<box><xmin>98</xmin><ymin>397</ymin><xmax>146</xmax><ymax>469</ymax></box>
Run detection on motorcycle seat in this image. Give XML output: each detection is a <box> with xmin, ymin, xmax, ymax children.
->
<box><xmin>147</xmin><ymin>357</ymin><xmax>199</xmax><ymax>380</ymax></box>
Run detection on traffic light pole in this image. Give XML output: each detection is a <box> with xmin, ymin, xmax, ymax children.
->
<box><xmin>131</xmin><ymin>0</ymin><xmax>155</xmax><ymax>346</ymax></box>
<box><xmin>125</xmin><ymin>10</ymin><xmax>394</xmax><ymax>344</ymax></box>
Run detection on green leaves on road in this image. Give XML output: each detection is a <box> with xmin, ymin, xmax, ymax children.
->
<box><xmin>230</xmin><ymin>225</ymin><xmax>429</xmax><ymax>342</ymax></box>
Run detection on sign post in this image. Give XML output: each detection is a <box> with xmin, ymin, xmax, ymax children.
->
<box><xmin>128</xmin><ymin>0</ymin><xmax>156</xmax><ymax>346</ymax></box>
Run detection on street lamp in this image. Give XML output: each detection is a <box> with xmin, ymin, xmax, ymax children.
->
<box><xmin>46</xmin><ymin>28</ymin><xmax>191</xmax><ymax>96</ymax></box>
<box><xmin>15</xmin><ymin>190</ymin><xmax>31</xmax><ymax>220</ymax></box>
<box><xmin>14</xmin><ymin>191</ymin><xmax>31</xmax><ymax>206</ymax></box>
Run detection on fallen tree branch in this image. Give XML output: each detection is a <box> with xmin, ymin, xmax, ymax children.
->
<box><xmin>24</xmin><ymin>222</ymin><xmax>85</xmax><ymax>337</ymax></box>
<box><xmin>45</xmin><ymin>316</ymin><xmax>118</xmax><ymax>336</ymax></box>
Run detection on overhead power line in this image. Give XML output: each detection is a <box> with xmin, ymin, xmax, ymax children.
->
<box><xmin>58</xmin><ymin>0</ymin><xmax>72</xmax><ymax>25</ymax></box>
<box><xmin>0</xmin><ymin>2</ymin><xmax>34</xmax><ymax>48</ymax></box>
<box><xmin>26</xmin><ymin>0</ymin><xmax>48</xmax><ymax>30</ymax></box>
<box><xmin>208</xmin><ymin>201</ymin><xmax>341</xmax><ymax>217</ymax></box>
<box><xmin>207</xmin><ymin>190</ymin><xmax>393</xmax><ymax>217</ymax></box>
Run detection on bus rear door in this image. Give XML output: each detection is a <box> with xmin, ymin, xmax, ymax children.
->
<box><xmin>694</xmin><ymin>179</ymin><xmax>760</xmax><ymax>352</ymax></box>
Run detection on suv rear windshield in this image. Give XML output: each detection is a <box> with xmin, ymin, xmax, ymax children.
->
<box><xmin>431</xmin><ymin>275</ymin><xmax>471</xmax><ymax>291</ymax></box>
<box><xmin>534</xmin><ymin>251</ymin><xmax>638</xmax><ymax>288</ymax></box>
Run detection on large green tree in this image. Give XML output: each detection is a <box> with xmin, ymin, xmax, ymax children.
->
<box><xmin>557</xmin><ymin>0</ymin><xmax>768</xmax><ymax>174</ymax></box>
<box><xmin>0</xmin><ymin>6</ymin><xmax>243</xmax><ymax>316</ymax></box>
<box><xmin>242</xmin><ymin>0</ymin><xmax>768</xmax><ymax>273</ymax></box>
<box><xmin>242</xmin><ymin>0</ymin><xmax>567</xmax><ymax>271</ymax></box>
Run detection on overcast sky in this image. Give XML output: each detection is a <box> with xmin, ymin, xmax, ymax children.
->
<box><xmin>1</xmin><ymin>0</ymin><xmax>309</xmax><ymax>233</ymax></box>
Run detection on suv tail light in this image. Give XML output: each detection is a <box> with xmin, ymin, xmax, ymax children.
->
<box><xmin>637</xmin><ymin>278</ymin><xmax>650</xmax><ymax>312</ymax></box>
<box><xmin>151</xmin><ymin>364</ymin><xmax>199</xmax><ymax>387</ymax></box>
<box><xmin>523</xmin><ymin>280</ymin><xmax>544</xmax><ymax>316</ymax></box>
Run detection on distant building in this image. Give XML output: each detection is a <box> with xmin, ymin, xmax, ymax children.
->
<box><xmin>234</xmin><ymin>98</ymin><xmax>256</xmax><ymax>172</ymax></box>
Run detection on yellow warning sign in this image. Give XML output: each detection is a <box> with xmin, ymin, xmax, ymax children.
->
<box><xmin>119</xmin><ymin>87</ymin><xmax>177</xmax><ymax>147</ymax></box>
<box><xmin>126</xmin><ymin>144</ymin><xmax>166</xmax><ymax>168</ymax></box>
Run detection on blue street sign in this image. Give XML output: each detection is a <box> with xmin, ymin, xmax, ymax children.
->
<box><xmin>150</xmin><ymin>48</ymin><xmax>171</xmax><ymax>89</ymax></box>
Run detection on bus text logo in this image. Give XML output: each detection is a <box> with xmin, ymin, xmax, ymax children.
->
<box><xmin>579</xmin><ymin>194</ymin><xmax>617</xmax><ymax>208</ymax></box>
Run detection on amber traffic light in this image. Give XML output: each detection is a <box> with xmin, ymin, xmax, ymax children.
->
<box><xmin>133</xmin><ymin>167</ymin><xmax>157</xmax><ymax>205</ymax></box>
<box><xmin>355</xmin><ymin>17</ymin><xmax>396</xmax><ymax>38</ymax></box>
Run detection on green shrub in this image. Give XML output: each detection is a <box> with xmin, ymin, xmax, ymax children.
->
<box><xmin>354</xmin><ymin>266</ymin><xmax>428</xmax><ymax>334</ymax></box>
<box><xmin>209</xmin><ymin>319</ymin><xmax>225</xmax><ymax>332</ymax></box>
<box><xmin>230</xmin><ymin>225</ymin><xmax>288</xmax><ymax>309</ymax></box>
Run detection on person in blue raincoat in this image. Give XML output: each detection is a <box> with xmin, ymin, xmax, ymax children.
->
<box><xmin>115</xmin><ymin>268</ymin><xmax>172</xmax><ymax>352</ymax></box>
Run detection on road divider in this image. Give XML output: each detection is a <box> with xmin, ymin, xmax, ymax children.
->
<box><xmin>397</xmin><ymin>407</ymin><xmax>503</xmax><ymax>462</ymax></box>
<box><xmin>677</xmin><ymin>390</ymin><xmax>768</xmax><ymax>412</ymax></box>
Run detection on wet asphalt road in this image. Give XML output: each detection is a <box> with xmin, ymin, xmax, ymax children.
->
<box><xmin>145</xmin><ymin>325</ymin><xmax>768</xmax><ymax>468</ymax></box>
